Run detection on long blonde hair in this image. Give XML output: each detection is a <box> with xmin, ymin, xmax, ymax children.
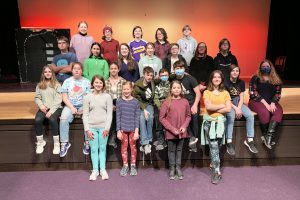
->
<box><xmin>257</xmin><ymin>59</ymin><xmax>282</xmax><ymax>85</ymax></box>
<box><xmin>165</xmin><ymin>80</ymin><xmax>184</xmax><ymax>116</ymax></box>
<box><xmin>38</xmin><ymin>65</ymin><xmax>59</xmax><ymax>89</ymax></box>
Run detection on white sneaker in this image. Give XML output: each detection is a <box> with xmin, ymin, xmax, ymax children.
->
<box><xmin>144</xmin><ymin>144</ymin><xmax>152</xmax><ymax>155</ymax></box>
<box><xmin>36</xmin><ymin>140</ymin><xmax>46</xmax><ymax>154</ymax></box>
<box><xmin>89</xmin><ymin>171</ymin><xmax>99</xmax><ymax>181</ymax></box>
<box><xmin>140</xmin><ymin>146</ymin><xmax>145</xmax><ymax>152</ymax></box>
<box><xmin>100</xmin><ymin>170</ymin><xmax>109</xmax><ymax>180</ymax></box>
<box><xmin>53</xmin><ymin>142</ymin><xmax>60</xmax><ymax>154</ymax></box>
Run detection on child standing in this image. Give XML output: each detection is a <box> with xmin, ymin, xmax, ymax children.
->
<box><xmin>138</xmin><ymin>42</ymin><xmax>162</xmax><ymax>77</ymax></box>
<box><xmin>133</xmin><ymin>67</ymin><xmax>160</xmax><ymax>155</ymax></box>
<box><xmin>118</xmin><ymin>43</ymin><xmax>140</xmax><ymax>82</ymax></box>
<box><xmin>201</xmin><ymin>70</ymin><xmax>231</xmax><ymax>184</ymax></box>
<box><xmin>34</xmin><ymin>65</ymin><xmax>62</xmax><ymax>154</ymax></box>
<box><xmin>105</xmin><ymin>62</ymin><xmax>126</xmax><ymax>148</ymax></box>
<box><xmin>177</xmin><ymin>25</ymin><xmax>198</xmax><ymax>67</ymax></box>
<box><xmin>70</xmin><ymin>21</ymin><xmax>95</xmax><ymax>64</ymax></box>
<box><xmin>129</xmin><ymin>26</ymin><xmax>147</xmax><ymax>62</ymax></box>
<box><xmin>214</xmin><ymin>38</ymin><xmax>238</xmax><ymax>81</ymax></box>
<box><xmin>83</xmin><ymin>42</ymin><xmax>109</xmax><ymax>81</ymax></box>
<box><xmin>154</xmin><ymin>28</ymin><xmax>170</xmax><ymax>61</ymax></box>
<box><xmin>51</xmin><ymin>36</ymin><xmax>78</xmax><ymax>83</ymax></box>
<box><xmin>154</xmin><ymin>68</ymin><xmax>170</xmax><ymax>150</ymax></box>
<box><xmin>116</xmin><ymin>81</ymin><xmax>140</xmax><ymax>176</ymax></box>
<box><xmin>83</xmin><ymin>75</ymin><xmax>113</xmax><ymax>181</ymax></box>
<box><xmin>159</xmin><ymin>80</ymin><xmax>191</xmax><ymax>180</ymax></box>
<box><xmin>100</xmin><ymin>25</ymin><xmax>119</xmax><ymax>64</ymax></box>
<box><xmin>171</xmin><ymin>60</ymin><xmax>200</xmax><ymax>152</ymax></box>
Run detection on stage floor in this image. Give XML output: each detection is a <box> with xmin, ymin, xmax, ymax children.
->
<box><xmin>0</xmin><ymin>88</ymin><xmax>299</xmax><ymax>120</ymax></box>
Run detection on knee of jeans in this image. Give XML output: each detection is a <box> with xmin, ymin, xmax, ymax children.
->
<box><xmin>149</xmin><ymin>115</ymin><xmax>154</xmax><ymax>121</ymax></box>
<box><xmin>245</xmin><ymin>113</ymin><xmax>254</xmax><ymax>121</ymax></box>
<box><xmin>35</xmin><ymin>117</ymin><xmax>44</xmax><ymax>124</ymax></box>
<box><xmin>49</xmin><ymin>117</ymin><xmax>58</xmax><ymax>125</ymax></box>
<box><xmin>227</xmin><ymin>115</ymin><xmax>235</xmax><ymax>123</ymax></box>
<box><xmin>60</xmin><ymin>116</ymin><xmax>69</xmax><ymax>123</ymax></box>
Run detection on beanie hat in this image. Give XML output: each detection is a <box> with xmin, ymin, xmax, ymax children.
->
<box><xmin>103</xmin><ymin>25</ymin><xmax>112</xmax><ymax>33</ymax></box>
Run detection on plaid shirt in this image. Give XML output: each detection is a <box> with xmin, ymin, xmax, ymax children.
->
<box><xmin>105</xmin><ymin>77</ymin><xmax>126</xmax><ymax>100</ymax></box>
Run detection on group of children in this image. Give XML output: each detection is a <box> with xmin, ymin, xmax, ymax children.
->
<box><xmin>34</xmin><ymin>22</ymin><xmax>283</xmax><ymax>185</ymax></box>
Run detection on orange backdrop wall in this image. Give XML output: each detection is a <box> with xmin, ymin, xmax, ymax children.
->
<box><xmin>18</xmin><ymin>0</ymin><xmax>270</xmax><ymax>79</ymax></box>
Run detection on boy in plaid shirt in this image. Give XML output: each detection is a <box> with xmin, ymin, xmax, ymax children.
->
<box><xmin>154</xmin><ymin>68</ymin><xmax>170</xmax><ymax>150</ymax></box>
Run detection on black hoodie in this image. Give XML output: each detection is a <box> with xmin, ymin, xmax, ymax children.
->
<box><xmin>214</xmin><ymin>51</ymin><xmax>238</xmax><ymax>81</ymax></box>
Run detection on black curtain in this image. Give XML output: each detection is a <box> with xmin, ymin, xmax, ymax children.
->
<box><xmin>0</xmin><ymin>0</ymin><xmax>20</xmax><ymax>82</ymax></box>
<box><xmin>266</xmin><ymin>1</ymin><xmax>297</xmax><ymax>81</ymax></box>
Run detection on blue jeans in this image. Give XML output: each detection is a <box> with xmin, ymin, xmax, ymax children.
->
<box><xmin>89</xmin><ymin>128</ymin><xmax>108</xmax><ymax>171</ymax></box>
<box><xmin>60</xmin><ymin>106</ymin><xmax>86</xmax><ymax>143</ymax></box>
<box><xmin>226</xmin><ymin>104</ymin><xmax>254</xmax><ymax>139</ymax></box>
<box><xmin>139</xmin><ymin>105</ymin><xmax>154</xmax><ymax>145</ymax></box>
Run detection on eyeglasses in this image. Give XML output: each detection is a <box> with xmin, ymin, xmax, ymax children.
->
<box><xmin>58</xmin><ymin>42</ymin><xmax>67</xmax><ymax>44</ymax></box>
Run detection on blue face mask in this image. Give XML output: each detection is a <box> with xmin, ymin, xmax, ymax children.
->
<box><xmin>260</xmin><ymin>66</ymin><xmax>271</xmax><ymax>75</ymax></box>
<box><xmin>160</xmin><ymin>75</ymin><xmax>169</xmax><ymax>82</ymax></box>
<box><xmin>175</xmin><ymin>69</ymin><xmax>185</xmax><ymax>76</ymax></box>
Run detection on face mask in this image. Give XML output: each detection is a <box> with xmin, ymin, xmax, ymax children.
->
<box><xmin>175</xmin><ymin>69</ymin><xmax>184</xmax><ymax>76</ymax></box>
<box><xmin>260</xmin><ymin>66</ymin><xmax>271</xmax><ymax>75</ymax></box>
<box><xmin>160</xmin><ymin>75</ymin><xmax>169</xmax><ymax>82</ymax></box>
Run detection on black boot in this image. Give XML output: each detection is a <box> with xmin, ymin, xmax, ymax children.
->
<box><xmin>266</xmin><ymin>121</ymin><xmax>279</xmax><ymax>147</ymax></box>
<box><xmin>169</xmin><ymin>165</ymin><xmax>175</xmax><ymax>180</ymax></box>
<box><xmin>260</xmin><ymin>123</ymin><xmax>272</xmax><ymax>149</ymax></box>
<box><xmin>175</xmin><ymin>164</ymin><xmax>184</xmax><ymax>180</ymax></box>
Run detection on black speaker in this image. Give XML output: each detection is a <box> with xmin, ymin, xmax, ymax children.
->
<box><xmin>15</xmin><ymin>28</ymin><xmax>70</xmax><ymax>82</ymax></box>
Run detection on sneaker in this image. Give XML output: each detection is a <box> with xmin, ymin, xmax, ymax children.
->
<box><xmin>189</xmin><ymin>147</ymin><xmax>198</xmax><ymax>152</ymax></box>
<box><xmin>130</xmin><ymin>165</ymin><xmax>138</xmax><ymax>176</ymax></box>
<box><xmin>226</xmin><ymin>142</ymin><xmax>236</xmax><ymax>156</ymax></box>
<box><xmin>153</xmin><ymin>141</ymin><xmax>158</xmax><ymax>146</ymax></box>
<box><xmin>176</xmin><ymin>166</ymin><xmax>184</xmax><ymax>180</ymax></box>
<box><xmin>100</xmin><ymin>170</ymin><xmax>109</xmax><ymax>180</ymax></box>
<box><xmin>60</xmin><ymin>142</ymin><xmax>71</xmax><ymax>157</ymax></box>
<box><xmin>163</xmin><ymin>142</ymin><xmax>168</xmax><ymax>148</ymax></box>
<box><xmin>139</xmin><ymin>146</ymin><xmax>145</xmax><ymax>152</ymax></box>
<box><xmin>211</xmin><ymin>172</ymin><xmax>222</xmax><ymax>185</ymax></box>
<box><xmin>189</xmin><ymin>142</ymin><xmax>197</xmax><ymax>152</ymax></box>
<box><xmin>36</xmin><ymin>140</ymin><xmax>46</xmax><ymax>154</ymax></box>
<box><xmin>169</xmin><ymin>166</ymin><xmax>176</xmax><ymax>180</ymax></box>
<box><xmin>189</xmin><ymin>137</ymin><xmax>198</xmax><ymax>147</ymax></box>
<box><xmin>53</xmin><ymin>142</ymin><xmax>60</xmax><ymax>154</ymax></box>
<box><xmin>155</xmin><ymin>144</ymin><xmax>164</xmax><ymax>151</ymax></box>
<box><xmin>120</xmin><ymin>165</ymin><xmax>129</xmax><ymax>177</ymax></box>
<box><xmin>244</xmin><ymin>140</ymin><xmax>258</xmax><ymax>154</ymax></box>
<box><xmin>83</xmin><ymin>142</ymin><xmax>90</xmax><ymax>155</ymax></box>
<box><xmin>144</xmin><ymin>144</ymin><xmax>152</xmax><ymax>155</ymax></box>
<box><xmin>89</xmin><ymin>170</ymin><xmax>99</xmax><ymax>181</ymax></box>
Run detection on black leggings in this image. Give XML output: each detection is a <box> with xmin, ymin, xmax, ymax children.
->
<box><xmin>168</xmin><ymin>139</ymin><xmax>184</xmax><ymax>166</ymax></box>
<box><xmin>34</xmin><ymin>108</ymin><xmax>62</xmax><ymax>136</ymax></box>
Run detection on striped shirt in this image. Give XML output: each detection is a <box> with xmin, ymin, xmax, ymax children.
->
<box><xmin>116</xmin><ymin>97</ymin><xmax>140</xmax><ymax>132</ymax></box>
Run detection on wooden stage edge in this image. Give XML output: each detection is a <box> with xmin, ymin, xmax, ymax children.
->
<box><xmin>0</xmin><ymin>88</ymin><xmax>300</xmax><ymax>120</ymax></box>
